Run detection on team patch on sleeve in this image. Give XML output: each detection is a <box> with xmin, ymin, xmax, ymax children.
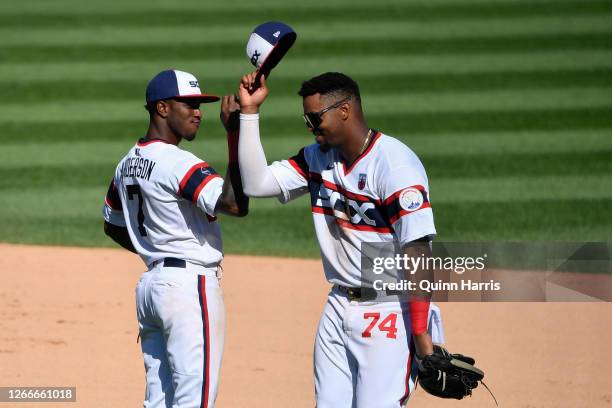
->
<box><xmin>179</xmin><ymin>162</ymin><xmax>221</xmax><ymax>203</ymax></box>
<box><xmin>287</xmin><ymin>148</ymin><xmax>309</xmax><ymax>181</ymax></box>
<box><xmin>383</xmin><ymin>185</ymin><xmax>431</xmax><ymax>224</ymax></box>
<box><xmin>104</xmin><ymin>180</ymin><xmax>122</xmax><ymax>211</ymax></box>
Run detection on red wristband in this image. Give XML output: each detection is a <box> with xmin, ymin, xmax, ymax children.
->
<box><xmin>409</xmin><ymin>297</ymin><xmax>430</xmax><ymax>336</ymax></box>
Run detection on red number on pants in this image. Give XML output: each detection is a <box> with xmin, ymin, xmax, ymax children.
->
<box><xmin>379</xmin><ymin>313</ymin><xmax>398</xmax><ymax>339</ymax></box>
<box><xmin>362</xmin><ymin>313</ymin><xmax>380</xmax><ymax>338</ymax></box>
<box><xmin>362</xmin><ymin>313</ymin><xmax>398</xmax><ymax>339</ymax></box>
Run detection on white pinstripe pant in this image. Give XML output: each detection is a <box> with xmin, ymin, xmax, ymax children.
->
<box><xmin>136</xmin><ymin>262</ymin><xmax>225</xmax><ymax>408</ymax></box>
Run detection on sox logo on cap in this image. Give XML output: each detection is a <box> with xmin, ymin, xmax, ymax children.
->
<box><xmin>246</xmin><ymin>21</ymin><xmax>297</xmax><ymax>80</ymax></box>
<box><xmin>145</xmin><ymin>69</ymin><xmax>220</xmax><ymax>104</ymax></box>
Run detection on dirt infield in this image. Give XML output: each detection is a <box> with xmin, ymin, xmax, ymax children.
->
<box><xmin>0</xmin><ymin>243</ymin><xmax>610</xmax><ymax>407</ymax></box>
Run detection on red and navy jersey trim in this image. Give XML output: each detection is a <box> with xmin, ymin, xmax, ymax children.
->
<box><xmin>197</xmin><ymin>276</ymin><xmax>211</xmax><ymax>408</ymax></box>
<box><xmin>288</xmin><ymin>147</ymin><xmax>309</xmax><ymax>181</ymax></box>
<box><xmin>310</xmin><ymin>172</ymin><xmax>383</xmax><ymax>205</ymax></box>
<box><xmin>311</xmin><ymin>206</ymin><xmax>394</xmax><ymax>233</ymax></box>
<box><xmin>309</xmin><ymin>172</ymin><xmax>394</xmax><ymax>234</ymax></box>
<box><xmin>137</xmin><ymin>138</ymin><xmax>170</xmax><ymax>147</ymax></box>
<box><xmin>383</xmin><ymin>185</ymin><xmax>431</xmax><ymax>224</ymax></box>
<box><xmin>104</xmin><ymin>180</ymin><xmax>122</xmax><ymax>211</ymax></box>
<box><xmin>308</xmin><ymin>174</ymin><xmax>431</xmax><ymax>233</ymax></box>
<box><xmin>179</xmin><ymin>162</ymin><xmax>221</xmax><ymax>203</ymax></box>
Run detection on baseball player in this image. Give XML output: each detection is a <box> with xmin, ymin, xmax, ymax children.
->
<box><xmin>102</xmin><ymin>69</ymin><xmax>247</xmax><ymax>408</ymax></box>
<box><xmin>236</xmin><ymin>71</ymin><xmax>445</xmax><ymax>407</ymax></box>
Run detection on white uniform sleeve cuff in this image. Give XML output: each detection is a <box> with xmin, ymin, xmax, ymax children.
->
<box><xmin>239</xmin><ymin>113</ymin><xmax>260</xmax><ymax>121</ymax></box>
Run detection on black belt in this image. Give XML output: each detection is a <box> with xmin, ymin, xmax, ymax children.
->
<box><xmin>336</xmin><ymin>285</ymin><xmax>402</xmax><ymax>301</ymax></box>
<box><xmin>162</xmin><ymin>258</ymin><xmax>186</xmax><ymax>268</ymax></box>
<box><xmin>336</xmin><ymin>285</ymin><xmax>374</xmax><ymax>301</ymax></box>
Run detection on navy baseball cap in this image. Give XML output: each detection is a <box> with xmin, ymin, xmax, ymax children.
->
<box><xmin>145</xmin><ymin>69</ymin><xmax>220</xmax><ymax>105</ymax></box>
<box><xmin>246</xmin><ymin>22</ymin><xmax>297</xmax><ymax>79</ymax></box>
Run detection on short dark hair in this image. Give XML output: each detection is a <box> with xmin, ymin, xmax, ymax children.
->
<box><xmin>298</xmin><ymin>72</ymin><xmax>361</xmax><ymax>103</ymax></box>
<box><xmin>144</xmin><ymin>103</ymin><xmax>156</xmax><ymax>115</ymax></box>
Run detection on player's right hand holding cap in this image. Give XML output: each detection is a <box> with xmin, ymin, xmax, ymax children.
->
<box><xmin>239</xmin><ymin>71</ymin><xmax>269</xmax><ymax>114</ymax></box>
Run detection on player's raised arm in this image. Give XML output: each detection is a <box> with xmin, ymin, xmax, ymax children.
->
<box><xmin>235</xmin><ymin>72</ymin><xmax>284</xmax><ymax>198</ymax></box>
<box><xmin>215</xmin><ymin>95</ymin><xmax>249</xmax><ymax>216</ymax></box>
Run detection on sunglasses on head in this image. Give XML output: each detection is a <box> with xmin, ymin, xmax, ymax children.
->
<box><xmin>303</xmin><ymin>96</ymin><xmax>352</xmax><ymax>130</ymax></box>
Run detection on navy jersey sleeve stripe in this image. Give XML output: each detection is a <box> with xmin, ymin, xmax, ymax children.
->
<box><xmin>105</xmin><ymin>180</ymin><xmax>122</xmax><ymax>211</ymax></box>
<box><xmin>179</xmin><ymin>162</ymin><xmax>220</xmax><ymax>203</ymax></box>
<box><xmin>287</xmin><ymin>148</ymin><xmax>309</xmax><ymax>180</ymax></box>
<box><xmin>383</xmin><ymin>185</ymin><xmax>431</xmax><ymax>224</ymax></box>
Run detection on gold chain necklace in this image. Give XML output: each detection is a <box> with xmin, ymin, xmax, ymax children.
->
<box><xmin>359</xmin><ymin>129</ymin><xmax>373</xmax><ymax>156</ymax></box>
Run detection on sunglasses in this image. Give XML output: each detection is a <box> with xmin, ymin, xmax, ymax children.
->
<box><xmin>303</xmin><ymin>96</ymin><xmax>352</xmax><ymax>130</ymax></box>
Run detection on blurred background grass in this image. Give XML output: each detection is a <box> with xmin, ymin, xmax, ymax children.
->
<box><xmin>0</xmin><ymin>0</ymin><xmax>610</xmax><ymax>257</ymax></box>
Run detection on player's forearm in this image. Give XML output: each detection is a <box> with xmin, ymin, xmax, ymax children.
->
<box><xmin>103</xmin><ymin>222</ymin><xmax>137</xmax><ymax>253</ymax></box>
<box><xmin>404</xmin><ymin>240</ymin><xmax>434</xmax><ymax>355</ymax></box>
<box><xmin>404</xmin><ymin>240</ymin><xmax>434</xmax><ymax>300</ymax></box>
<box><xmin>218</xmin><ymin>163</ymin><xmax>249</xmax><ymax>217</ymax></box>
<box><xmin>238</xmin><ymin>113</ymin><xmax>282</xmax><ymax>197</ymax></box>
<box><xmin>413</xmin><ymin>332</ymin><xmax>434</xmax><ymax>357</ymax></box>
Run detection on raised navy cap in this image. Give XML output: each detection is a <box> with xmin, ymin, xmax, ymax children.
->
<box><xmin>145</xmin><ymin>70</ymin><xmax>220</xmax><ymax>104</ymax></box>
<box><xmin>246</xmin><ymin>22</ymin><xmax>297</xmax><ymax>79</ymax></box>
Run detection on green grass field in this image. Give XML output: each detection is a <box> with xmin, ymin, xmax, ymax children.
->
<box><xmin>0</xmin><ymin>0</ymin><xmax>610</xmax><ymax>257</ymax></box>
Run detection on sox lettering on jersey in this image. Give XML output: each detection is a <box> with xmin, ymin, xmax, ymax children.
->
<box><xmin>313</xmin><ymin>182</ymin><xmax>378</xmax><ymax>227</ymax></box>
<box><xmin>308</xmin><ymin>173</ymin><xmax>429</xmax><ymax>234</ymax></box>
<box><xmin>307</xmin><ymin>172</ymin><xmax>390</xmax><ymax>232</ymax></box>
<box><xmin>347</xmin><ymin>200</ymin><xmax>376</xmax><ymax>226</ymax></box>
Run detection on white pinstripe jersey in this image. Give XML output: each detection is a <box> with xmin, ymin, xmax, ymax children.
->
<box><xmin>269</xmin><ymin>131</ymin><xmax>436</xmax><ymax>287</ymax></box>
<box><xmin>102</xmin><ymin>139</ymin><xmax>224</xmax><ymax>267</ymax></box>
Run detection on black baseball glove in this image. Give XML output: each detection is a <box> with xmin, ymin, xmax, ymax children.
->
<box><xmin>416</xmin><ymin>345</ymin><xmax>484</xmax><ymax>400</ymax></box>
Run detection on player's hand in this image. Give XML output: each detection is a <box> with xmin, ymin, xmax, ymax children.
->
<box><xmin>239</xmin><ymin>71</ymin><xmax>269</xmax><ymax>114</ymax></box>
<box><xmin>220</xmin><ymin>95</ymin><xmax>240</xmax><ymax>133</ymax></box>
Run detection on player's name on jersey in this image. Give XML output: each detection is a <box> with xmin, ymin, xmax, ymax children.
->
<box><xmin>121</xmin><ymin>157</ymin><xmax>157</xmax><ymax>181</ymax></box>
